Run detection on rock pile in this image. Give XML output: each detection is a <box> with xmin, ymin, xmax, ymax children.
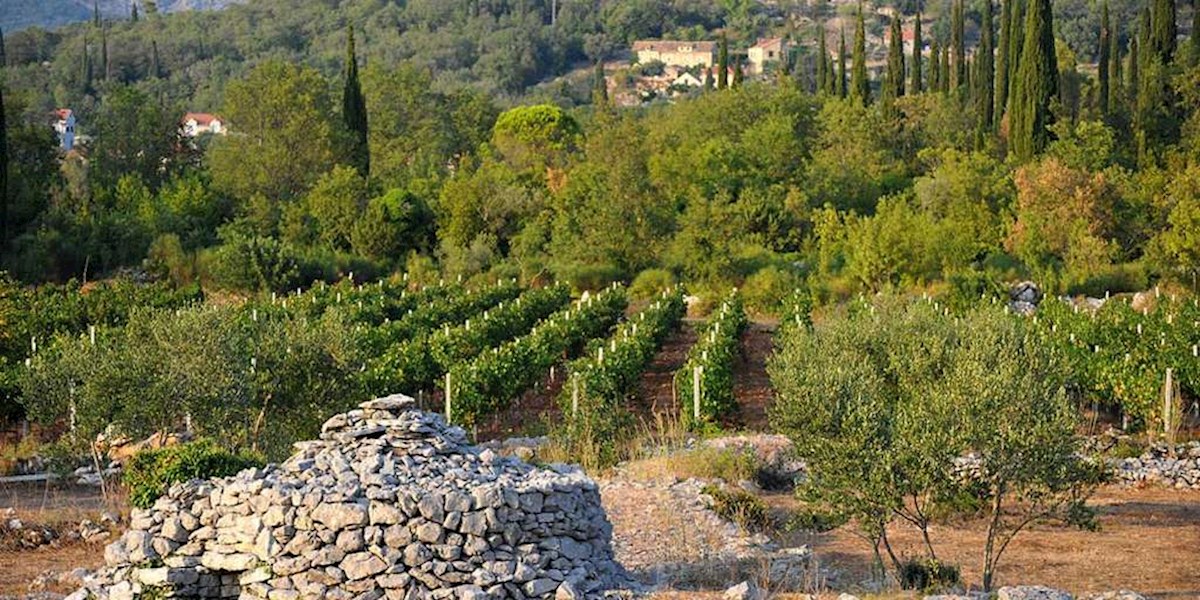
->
<box><xmin>1111</xmin><ymin>442</ymin><xmax>1200</xmax><ymax>490</ymax></box>
<box><xmin>70</xmin><ymin>394</ymin><xmax>628</xmax><ymax>599</ymax></box>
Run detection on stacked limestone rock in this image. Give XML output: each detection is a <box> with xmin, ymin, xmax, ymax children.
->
<box><xmin>70</xmin><ymin>394</ymin><xmax>628</xmax><ymax>600</ymax></box>
<box><xmin>1112</xmin><ymin>442</ymin><xmax>1200</xmax><ymax>490</ymax></box>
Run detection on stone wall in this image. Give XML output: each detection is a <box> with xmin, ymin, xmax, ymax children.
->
<box><xmin>70</xmin><ymin>395</ymin><xmax>628</xmax><ymax>600</ymax></box>
<box><xmin>1111</xmin><ymin>442</ymin><xmax>1200</xmax><ymax>490</ymax></box>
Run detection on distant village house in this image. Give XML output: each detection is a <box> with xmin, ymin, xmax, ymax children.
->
<box><xmin>747</xmin><ymin>38</ymin><xmax>789</xmax><ymax>74</ymax></box>
<box><xmin>181</xmin><ymin>112</ymin><xmax>227</xmax><ymax>137</ymax></box>
<box><xmin>633</xmin><ymin>40</ymin><xmax>717</xmax><ymax>68</ymax></box>
<box><xmin>53</xmin><ymin>109</ymin><xmax>76</xmax><ymax>152</ymax></box>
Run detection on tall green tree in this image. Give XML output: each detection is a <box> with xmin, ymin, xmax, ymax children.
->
<box><xmin>131</xmin><ymin>2</ymin><xmax>139</xmax><ymax>22</ymax></box>
<box><xmin>931</xmin><ymin>37</ymin><xmax>941</xmax><ymax>92</ymax></box>
<box><xmin>0</xmin><ymin>27</ymin><xmax>7</xmax><ymax>68</ymax></box>
<box><xmin>1098</xmin><ymin>2</ymin><xmax>1111</xmax><ymax>115</ymax></box>
<box><xmin>996</xmin><ymin>0</ymin><xmax>1012</xmax><ymax>122</ymax></box>
<box><xmin>733</xmin><ymin>56</ymin><xmax>744</xmax><ymax>88</ymax></box>
<box><xmin>1</xmin><ymin>83</ymin><xmax>7</xmax><ymax>245</ymax></box>
<box><xmin>941</xmin><ymin>44</ymin><xmax>951</xmax><ymax>92</ymax></box>
<box><xmin>1006</xmin><ymin>0</ymin><xmax>1027</xmax><ymax>111</ymax></box>
<box><xmin>883</xmin><ymin>14</ymin><xmax>904</xmax><ymax>117</ymax></box>
<box><xmin>342</xmin><ymin>26</ymin><xmax>369</xmax><ymax>177</ymax></box>
<box><xmin>951</xmin><ymin>0</ymin><xmax>966</xmax><ymax>91</ymax></box>
<box><xmin>1149</xmin><ymin>0</ymin><xmax>1177</xmax><ymax>63</ymax></box>
<box><xmin>818</xmin><ymin>24</ymin><xmax>830</xmax><ymax>94</ymax></box>
<box><xmin>911</xmin><ymin>14</ymin><xmax>923</xmax><ymax>94</ymax></box>
<box><xmin>151</xmin><ymin>40</ymin><xmax>161</xmax><ymax>79</ymax></box>
<box><xmin>1109</xmin><ymin>22</ymin><xmax>1122</xmax><ymax>111</ymax></box>
<box><xmin>1009</xmin><ymin>0</ymin><xmax>1058</xmax><ymax>161</ymax></box>
<box><xmin>977</xmin><ymin>0</ymin><xmax>995</xmax><ymax>129</ymax></box>
<box><xmin>838</xmin><ymin>27</ymin><xmax>848</xmax><ymax>98</ymax></box>
<box><xmin>851</xmin><ymin>6</ymin><xmax>870</xmax><ymax>105</ymax></box>
<box><xmin>718</xmin><ymin>33</ymin><xmax>729</xmax><ymax>90</ymax></box>
<box><xmin>93</xmin><ymin>0</ymin><xmax>100</xmax><ymax>27</ymax></box>
<box><xmin>592</xmin><ymin>61</ymin><xmax>608</xmax><ymax>105</ymax></box>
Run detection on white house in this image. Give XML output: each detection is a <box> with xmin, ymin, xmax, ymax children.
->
<box><xmin>53</xmin><ymin>109</ymin><xmax>76</xmax><ymax>151</ymax></box>
<box><xmin>747</xmin><ymin>38</ymin><xmax>789</xmax><ymax>75</ymax></box>
<box><xmin>181</xmin><ymin>112</ymin><xmax>226</xmax><ymax>137</ymax></box>
<box><xmin>633</xmin><ymin>40</ymin><xmax>717</xmax><ymax>68</ymax></box>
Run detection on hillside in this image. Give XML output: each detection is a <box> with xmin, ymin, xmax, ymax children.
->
<box><xmin>0</xmin><ymin>0</ymin><xmax>246</xmax><ymax>33</ymax></box>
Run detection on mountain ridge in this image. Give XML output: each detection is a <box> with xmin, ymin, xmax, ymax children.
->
<box><xmin>1</xmin><ymin>0</ymin><xmax>246</xmax><ymax>33</ymax></box>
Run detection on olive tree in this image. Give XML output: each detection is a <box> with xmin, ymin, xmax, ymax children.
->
<box><xmin>769</xmin><ymin>298</ymin><xmax>1100</xmax><ymax>590</ymax></box>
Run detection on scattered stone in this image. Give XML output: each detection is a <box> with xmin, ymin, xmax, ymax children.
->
<box><xmin>723</xmin><ymin>580</ymin><xmax>765</xmax><ymax>600</ymax></box>
<box><xmin>998</xmin><ymin>586</ymin><xmax>1073</xmax><ymax>600</ymax></box>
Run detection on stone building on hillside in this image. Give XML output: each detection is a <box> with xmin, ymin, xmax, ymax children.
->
<box><xmin>747</xmin><ymin>38</ymin><xmax>788</xmax><ymax>74</ymax></box>
<box><xmin>633</xmin><ymin>40</ymin><xmax>717</xmax><ymax>68</ymax></box>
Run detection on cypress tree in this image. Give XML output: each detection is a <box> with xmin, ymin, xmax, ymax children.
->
<box><xmin>837</xmin><ymin>27</ymin><xmax>848</xmax><ymax>98</ymax></box>
<box><xmin>93</xmin><ymin>1</ymin><xmax>101</xmax><ymax>27</ymax></box>
<box><xmin>1006</xmin><ymin>0</ymin><xmax>1026</xmax><ymax>111</ymax></box>
<box><xmin>1128</xmin><ymin>36</ymin><xmax>1140</xmax><ymax>100</ymax></box>
<box><xmin>592</xmin><ymin>61</ymin><xmax>608</xmax><ymax>104</ymax></box>
<box><xmin>1008</xmin><ymin>0</ymin><xmax>1057</xmax><ymax>162</ymax></box>
<box><xmin>718</xmin><ymin>33</ymin><xmax>729</xmax><ymax>90</ymax></box>
<box><xmin>886</xmin><ymin>14</ymin><xmax>905</xmax><ymax>99</ymax></box>
<box><xmin>342</xmin><ymin>25</ymin><xmax>369</xmax><ymax>177</ymax></box>
<box><xmin>996</xmin><ymin>0</ymin><xmax>1011</xmax><ymax>122</ymax></box>
<box><xmin>851</xmin><ymin>5</ymin><xmax>870</xmax><ymax>104</ymax></box>
<box><xmin>82</xmin><ymin>37</ymin><xmax>93</xmax><ymax>94</ymax></box>
<box><xmin>930</xmin><ymin>37</ymin><xmax>941</xmax><ymax>92</ymax></box>
<box><xmin>0</xmin><ymin>27</ymin><xmax>6</xmax><ymax>68</ymax></box>
<box><xmin>132</xmin><ymin>2</ymin><xmax>139</xmax><ymax>22</ymax></box>
<box><xmin>978</xmin><ymin>0</ymin><xmax>995</xmax><ymax>128</ymax></box>
<box><xmin>1098</xmin><ymin>2</ymin><xmax>1111</xmax><ymax>115</ymax></box>
<box><xmin>733</xmin><ymin>55</ymin><xmax>744</xmax><ymax>88</ymax></box>
<box><xmin>101</xmin><ymin>25</ymin><xmax>109</xmax><ymax>80</ymax></box>
<box><xmin>912</xmin><ymin>13</ymin><xmax>923</xmax><ymax>94</ymax></box>
<box><xmin>940</xmin><ymin>44</ymin><xmax>951</xmax><ymax>92</ymax></box>
<box><xmin>704</xmin><ymin>67</ymin><xmax>714</xmax><ymax>91</ymax></box>
<box><xmin>951</xmin><ymin>0</ymin><xmax>966</xmax><ymax>90</ymax></box>
<box><xmin>817</xmin><ymin>24</ymin><xmax>830</xmax><ymax>94</ymax></box>
<box><xmin>1110</xmin><ymin>22</ymin><xmax>1122</xmax><ymax>111</ymax></box>
<box><xmin>1193</xmin><ymin>0</ymin><xmax>1200</xmax><ymax>61</ymax></box>
<box><xmin>1149</xmin><ymin>0</ymin><xmax>1177</xmax><ymax>63</ymax></box>
<box><xmin>1</xmin><ymin>82</ymin><xmax>7</xmax><ymax>245</ymax></box>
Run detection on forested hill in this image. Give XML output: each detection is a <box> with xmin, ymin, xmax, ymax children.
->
<box><xmin>1</xmin><ymin>0</ymin><xmax>246</xmax><ymax>33</ymax></box>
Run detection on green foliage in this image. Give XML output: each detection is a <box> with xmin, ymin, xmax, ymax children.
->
<box><xmin>1009</xmin><ymin>0</ymin><xmax>1059</xmax><ymax>161</ymax></box>
<box><xmin>769</xmin><ymin>297</ymin><xmax>1100</xmax><ymax>589</ymax></box>
<box><xmin>898</xmin><ymin>558</ymin><xmax>962</xmax><ymax>591</ymax></box>
<box><xmin>701</xmin><ymin>484</ymin><xmax>770</xmax><ymax>532</ymax></box>
<box><xmin>629</xmin><ymin>268</ymin><xmax>676</xmax><ymax>301</ymax></box>
<box><xmin>492</xmin><ymin>104</ymin><xmax>581</xmax><ymax>173</ymax></box>
<box><xmin>677</xmin><ymin>289</ymin><xmax>747</xmax><ymax>429</ymax></box>
<box><xmin>123</xmin><ymin>439</ymin><xmax>262</xmax><ymax>509</ymax></box>
<box><xmin>740</xmin><ymin>265</ymin><xmax>802</xmax><ymax>317</ymax></box>
<box><xmin>555</xmin><ymin>289</ymin><xmax>684</xmax><ymax>469</ymax></box>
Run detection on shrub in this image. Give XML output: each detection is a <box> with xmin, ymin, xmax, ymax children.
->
<box><xmin>701</xmin><ymin>484</ymin><xmax>770</xmax><ymax>532</ymax></box>
<box><xmin>123</xmin><ymin>440</ymin><xmax>263</xmax><ymax>509</ymax></box>
<box><xmin>741</xmin><ymin>265</ymin><xmax>802</xmax><ymax>317</ymax></box>
<box><xmin>899</xmin><ymin>558</ymin><xmax>961</xmax><ymax>591</ymax></box>
<box><xmin>629</xmin><ymin>268</ymin><xmax>676</xmax><ymax>301</ymax></box>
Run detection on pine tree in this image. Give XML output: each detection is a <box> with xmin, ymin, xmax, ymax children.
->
<box><xmin>996</xmin><ymin>0</ymin><xmax>1011</xmax><ymax>121</ymax></box>
<box><xmin>851</xmin><ymin>5</ymin><xmax>870</xmax><ymax>104</ymax></box>
<box><xmin>592</xmin><ymin>61</ymin><xmax>608</xmax><ymax>104</ymax></box>
<box><xmin>1149</xmin><ymin>0</ymin><xmax>1177</xmax><ymax>63</ymax></box>
<box><xmin>930</xmin><ymin>37</ymin><xmax>941</xmax><ymax>92</ymax></box>
<box><xmin>1098</xmin><ymin>2</ymin><xmax>1110</xmax><ymax>115</ymax></box>
<box><xmin>978</xmin><ymin>0</ymin><xmax>995</xmax><ymax>128</ymax></box>
<box><xmin>718</xmin><ymin>33</ymin><xmax>729</xmax><ymax>90</ymax></box>
<box><xmin>951</xmin><ymin>0</ymin><xmax>966</xmax><ymax>91</ymax></box>
<box><xmin>817</xmin><ymin>24</ymin><xmax>830</xmax><ymax>94</ymax></box>
<box><xmin>837</xmin><ymin>27</ymin><xmax>848</xmax><ymax>98</ymax></box>
<box><xmin>342</xmin><ymin>26</ymin><xmax>369</xmax><ymax>177</ymax></box>
<box><xmin>1008</xmin><ymin>0</ymin><xmax>1057</xmax><ymax>161</ymax></box>
<box><xmin>911</xmin><ymin>13</ymin><xmax>923</xmax><ymax>94</ymax></box>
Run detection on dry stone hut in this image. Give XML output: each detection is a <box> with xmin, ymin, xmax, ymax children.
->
<box><xmin>70</xmin><ymin>394</ymin><xmax>628</xmax><ymax>599</ymax></box>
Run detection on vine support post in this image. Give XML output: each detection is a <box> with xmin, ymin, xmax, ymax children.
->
<box><xmin>572</xmin><ymin>377</ymin><xmax>579</xmax><ymax>419</ymax></box>
<box><xmin>693</xmin><ymin>365</ymin><xmax>702</xmax><ymax>423</ymax></box>
<box><xmin>444</xmin><ymin>372</ymin><xmax>452</xmax><ymax>424</ymax></box>
<box><xmin>1164</xmin><ymin>368</ymin><xmax>1176</xmax><ymax>457</ymax></box>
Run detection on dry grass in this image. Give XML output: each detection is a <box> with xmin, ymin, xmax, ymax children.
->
<box><xmin>619</xmin><ymin>445</ymin><xmax>760</xmax><ymax>484</ymax></box>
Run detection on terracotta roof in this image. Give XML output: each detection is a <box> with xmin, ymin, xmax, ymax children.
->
<box><xmin>753</xmin><ymin>38</ymin><xmax>785</xmax><ymax>48</ymax></box>
<box><xmin>183</xmin><ymin>112</ymin><xmax>221</xmax><ymax>126</ymax></box>
<box><xmin>632</xmin><ymin>40</ymin><xmax>717</xmax><ymax>53</ymax></box>
<box><xmin>54</xmin><ymin>109</ymin><xmax>73</xmax><ymax>120</ymax></box>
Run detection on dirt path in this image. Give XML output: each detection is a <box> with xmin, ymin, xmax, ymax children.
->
<box><xmin>732</xmin><ymin>322</ymin><xmax>776</xmax><ymax>431</ymax></box>
<box><xmin>630</xmin><ymin>320</ymin><xmax>697</xmax><ymax>422</ymax></box>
